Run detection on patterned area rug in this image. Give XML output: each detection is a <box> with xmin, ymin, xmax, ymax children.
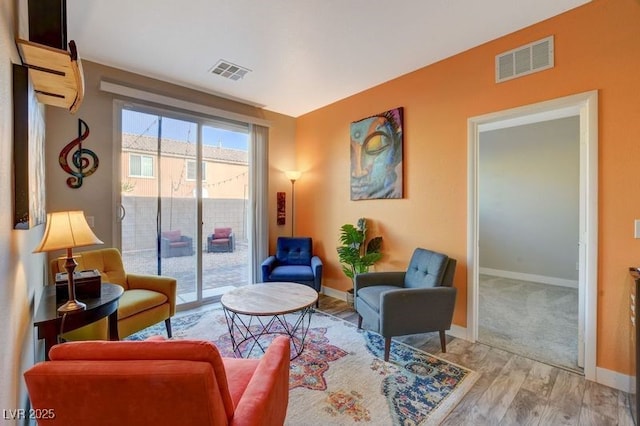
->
<box><xmin>128</xmin><ymin>307</ymin><xmax>478</xmax><ymax>425</ymax></box>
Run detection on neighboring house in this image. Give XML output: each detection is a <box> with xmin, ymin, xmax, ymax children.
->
<box><xmin>121</xmin><ymin>133</ymin><xmax>248</xmax><ymax>200</ymax></box>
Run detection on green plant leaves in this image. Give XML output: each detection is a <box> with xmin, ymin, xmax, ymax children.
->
<box><xmin>337</xmin><ymin>218</ymin><xmax>382</xmax><ymax>285</ymax></box>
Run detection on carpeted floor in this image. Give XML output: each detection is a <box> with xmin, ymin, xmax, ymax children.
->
<box><xmin>129</xmin><ymin>306</ymin><xmax>478</xmax><ymax>425</ymax></box>
<box><xmin>478</xmin><ymin>274</ymin><xmax>580</xmax><ymax>372</ymax></box>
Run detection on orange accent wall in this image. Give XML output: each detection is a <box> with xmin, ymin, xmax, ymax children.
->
<box><xmin>295</xmin><ymin>0</ymin><xmax>640</xmax><ymax>374</ymax></box>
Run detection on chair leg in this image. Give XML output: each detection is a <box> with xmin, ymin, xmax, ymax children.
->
<box><xmin>165</xmin><ymin>318</ymin><xmax>172</xmax><ymax>338</ymax></box>
<box><xmin>357</xmin><ymin>315</ymin><xmax>363</xmax><ymax>329</ymax></box>
<box><xmin>384</xmin><ymin>337</ymin><xmax>391</xmax><ymax>362</ymax></box>
<box><xmin>439</xmin><ymin>330</ymin><xmax>447</xmax><ymax>353</ymax></box>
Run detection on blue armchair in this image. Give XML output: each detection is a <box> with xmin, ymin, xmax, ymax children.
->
<box><xmin>261</xmin><ymin>237</ymin><xmax>323</xmax><ymax>300</ymax></box>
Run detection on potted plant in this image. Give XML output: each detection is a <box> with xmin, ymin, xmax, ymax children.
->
<box><xmin>337</xmin><ymin>218</ymin><xmax>383</xmax><ymax>306</ymax></box>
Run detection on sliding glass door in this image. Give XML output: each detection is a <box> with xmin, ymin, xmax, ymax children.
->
<box><xmin>118</xmin><ymin>105</ymin><xmax>250</xmax><ymax>308</ymax></box>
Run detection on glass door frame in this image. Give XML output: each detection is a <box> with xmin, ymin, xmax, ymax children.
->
<box><xmin>113</xmin><ymin>100</ymin><xmax>250</xmax><ymax>311</ymax></box>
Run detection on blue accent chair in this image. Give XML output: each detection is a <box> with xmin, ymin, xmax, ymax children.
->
<box><xmin>261</xmin><ymin>237</ymin><xmax>323</xmax><ymax>303</ymax></box>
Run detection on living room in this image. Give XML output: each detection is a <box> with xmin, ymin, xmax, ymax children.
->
<box><xmin>2</xmin><ymin>0</ymin><xmax>640</xmax><ymax>424</ymax></box>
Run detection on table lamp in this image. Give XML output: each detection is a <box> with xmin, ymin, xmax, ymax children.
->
<box><xmin>33</xmin><ymin>211</ymin><xmax>103</xmax><ymax>313</ymax></box>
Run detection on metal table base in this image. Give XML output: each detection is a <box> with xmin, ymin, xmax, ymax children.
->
<box><xmin>222</xmin><ymin>306</ymin><xmax>314</xmax><ymax>360</ymax></box>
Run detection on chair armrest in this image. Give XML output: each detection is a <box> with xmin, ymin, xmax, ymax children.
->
<box><xmin>261</xmin><ymin>256</ymin><xmax>277</xmax><ymax>281</ymax></box>
<box><xmin>229</xmin><ymin>232</ymin><xmax>235</xmax><ymax>250</ymax></box>
<box><xmin>160</xmin><ymin>237</ymin><xmax>171</xmax><ymax>251</ymax></box>
<box><xmin>355</xmin><ymin>271</ymin><xmax>406</xmax><ymax>292</ymax></box>
<box><xmin>127</xmin><ymin>273</ymin><xmax>177</xmax><ymax>315</ymax></box>
<box><xmin>231</xmin><ymin>336</ymin><xmax>290</xmax><ymax>426</ymax></box>
<box><xmin>379</xmin><ymin>287</ymin><xmax>457</xmax><ymax>336</ymax></box>
<box><xmin>311</xmin><ymin>256</ymin><xmax>323</xmax><ymax>276</ymax></box>
<box><xmin>311</xmin><ymin>256</ymin><xmax>323</xmax><ymax>292</ymax></box>
<box><xmin>181</xmin><ymin>235</ymin><xmax>193</xmax><ymax>244</ymax></box>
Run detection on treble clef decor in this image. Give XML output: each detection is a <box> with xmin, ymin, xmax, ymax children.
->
<box><xmin>59</xmin><ymin>119</ymin><xmax>99</xmax><ymax>188</ymax></box>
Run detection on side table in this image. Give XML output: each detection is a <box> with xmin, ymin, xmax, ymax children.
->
<box><xmin>34</xmin><ymin>283</ymin><xmax>124</xmax><ymax>360</ymax></box>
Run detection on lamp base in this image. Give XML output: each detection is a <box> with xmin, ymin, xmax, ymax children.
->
<box><xmin>57</xmin><ymin>299</ymin><xmax>86</xmax><ymax>313</ymax></box>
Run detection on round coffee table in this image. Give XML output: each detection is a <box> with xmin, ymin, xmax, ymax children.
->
<box><xmin>220</xmin><ymin>282</ymin><xmax>318</xmax><ymax>359</ymax></box>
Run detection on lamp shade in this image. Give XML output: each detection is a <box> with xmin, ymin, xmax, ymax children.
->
<box><xmin>285</xmin><ymin>170</ymin><xmax>302</xmax><ymax>182</ymax></box>
<box><xmin>33</xmin><ymin>211</ymin><xmax>103</xmax><ymax>253</ymax></box>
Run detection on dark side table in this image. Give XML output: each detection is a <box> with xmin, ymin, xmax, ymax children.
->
<box><xmin>34</xmin><ymin>283</ymin><xmax>123</xmax><ymax>360</ymax></box>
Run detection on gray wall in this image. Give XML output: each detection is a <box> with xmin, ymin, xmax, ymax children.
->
<box><xmin>479</xmin><ymin>116</ymin><xmax>580</xmax><ymax>281</ymax></box>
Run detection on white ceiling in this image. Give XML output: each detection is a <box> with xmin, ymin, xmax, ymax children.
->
<box><xmin>67</xmin><ymin>0</ymin><xmax>590</xmax><ymax>118</ymax></box>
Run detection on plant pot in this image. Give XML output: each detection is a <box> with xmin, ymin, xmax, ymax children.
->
<box><xmin>346</xmin><ymin>288</ymin><xmax>355</xmax><ymax>307</ymax></box>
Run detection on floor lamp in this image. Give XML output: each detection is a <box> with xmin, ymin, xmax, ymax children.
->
<box><xmin>33</xmin><ymin>211</ymin><xmax>103</xmax><ymax>313</ymax></box>
<box><xmin>285</xmin><ymin>171</ymin><xmax>301</xmax><ymax>237</ymax></box>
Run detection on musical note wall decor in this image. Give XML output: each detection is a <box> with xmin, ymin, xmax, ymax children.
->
<box><xmin>59</xmin><ymin>119</ymin><xmax>99</xmax><ymax>188</ymax></box>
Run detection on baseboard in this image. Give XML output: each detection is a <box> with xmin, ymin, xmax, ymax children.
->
<box><xmin>323</xmin><ymin>286</ymin><xmax>347</xmax><ymax>301</ymax></box>
<box><xmin>597</xmin><ymin>366</ymin><xmax>634</xmax><ymax>393</ymax></box>
<box><xmin>447</xmin><ymin>324</ymin><xmax>468</xmax><ymax>340</ymax></box>
<box><xmin>479</xmin><ymin>267</ymin><xmax>578</xmax><ymax>289</ymax></box>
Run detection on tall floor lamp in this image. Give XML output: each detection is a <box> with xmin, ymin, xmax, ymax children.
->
<box><xmin>33</xmin><ymin>211</ymin><xmax>103</xmax><ymax>313</ymax></box>
<box><xmin>285</xmin><ymin>171</ymin><xmax>301</xmax><ymax>237</ymax></box>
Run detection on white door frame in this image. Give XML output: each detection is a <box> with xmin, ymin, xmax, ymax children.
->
<box><xmin>466</xmin><ymin>90</ymin><xmax>598</xmax><ymax>380</ymax></box>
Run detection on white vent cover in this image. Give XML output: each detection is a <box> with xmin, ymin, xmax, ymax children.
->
<box><xmin>496</xmin><ymin>36</ymin><xmax>554</xmax><ymax>83</ymax></box>
<box><xmin>210</xmin><ymin>60</ymin><xmax>251</xmax><ymax>81</ymax></box>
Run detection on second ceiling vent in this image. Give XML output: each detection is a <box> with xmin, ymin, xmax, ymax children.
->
<box><xmin>496</xmin><ymin>36</ymin><xmax>554</xmax><ymax>83</ymax></box>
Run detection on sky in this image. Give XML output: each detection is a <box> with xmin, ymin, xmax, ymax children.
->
<box><xmin>122</xmin><ymin>109</ymin><xmax>249</xmax><ymax>151</ymax></box>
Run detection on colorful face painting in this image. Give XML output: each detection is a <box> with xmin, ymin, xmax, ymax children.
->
<box><xmin>350</xmin><ymin>107</ymin><xmax>403</xmax><ymax>200</ymax></box>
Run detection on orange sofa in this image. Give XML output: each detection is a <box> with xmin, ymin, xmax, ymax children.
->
<box><xmin>24</xmin><ymin>337</ymin><xmax>291</xmax><ymax>426</ymax></box>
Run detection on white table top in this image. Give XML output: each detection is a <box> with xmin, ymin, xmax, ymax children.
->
<box><xmin>221</xmin><ymin>282</ymin><xmax>318</xmax><ymax>315</ymax></box>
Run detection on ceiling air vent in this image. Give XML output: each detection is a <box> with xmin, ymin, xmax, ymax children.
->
<box><xmin>496</xmin><ymin>36</ymin><xmax>554</xmax><ymax>83</ymax></box>
<box><xmin>210</xmin><ymin>60</ymin><xmax>251</xmax><ymax>81</ymax></box>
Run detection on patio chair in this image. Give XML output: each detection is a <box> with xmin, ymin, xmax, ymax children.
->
<box><xmin>160</xmin><ymin>230</ymin><xmax>194</xmax><ymax>258</ymax></box>
<box><xmin>207</xmin><ymin>227</ymin><xmax>235</xmax><ymax>253</ymax></box>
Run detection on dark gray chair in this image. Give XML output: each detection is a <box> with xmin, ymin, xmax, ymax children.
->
<box><xmin>355</xmin><ymin>247</ymin><xmax>457</xmax><ymax>361</ymax></box>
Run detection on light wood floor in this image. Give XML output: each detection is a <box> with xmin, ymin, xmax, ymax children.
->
<box><xmin>316</xmin><ymin>294</ymin><xmax>634</xmax><ymax>426</ymax></box>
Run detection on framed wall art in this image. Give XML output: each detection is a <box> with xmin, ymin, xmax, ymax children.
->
<box><xmin>350</xmin><ymin>107</ymin><xmax>403</xmax><ymax>200</ymax></box>
<box><xmin>13</xmin><ymin>64</ymin><xmax>46</xmax><ymax>230</ymax></box>
<box><xmin>277</xmin><ymin>192</ymin><xmax>286</xmax><ymax>225</ymax></box>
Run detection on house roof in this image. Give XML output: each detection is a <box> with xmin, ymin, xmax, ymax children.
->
<box><xmin>122</xmin><ymin>133</ymin><xmax>248</xmax><ymax>164</ymax></box>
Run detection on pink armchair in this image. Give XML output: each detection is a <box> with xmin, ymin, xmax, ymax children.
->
<box><xmin>24</xmin><ymin>337</ymin><xmax>290</xmax><ymax>426</ymax></box>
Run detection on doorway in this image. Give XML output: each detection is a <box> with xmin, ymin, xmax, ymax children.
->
<box><xmin>115</xmin><ymin>104</ymin><xmax>251</xmax><ymax>309</ymax></box>
<box><xmin>467</xmin><ymin>91</ymin><xmax>598</xmax><ymax>380</ymax></box>
<box><xmin>478</xmin><ymin>116</ymin><xmax>580</xmax><ymax>372</ymax></box>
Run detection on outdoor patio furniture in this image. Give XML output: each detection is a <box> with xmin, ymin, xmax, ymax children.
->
<box><xmin>207</xmin><ymin>227</ymin><xmax>235</xmax><ymax>253</ymax></box>
<box><xmin>160</xmin><ymin>230</ymin><xmax>194</xmax><ymax>258</ymax></box>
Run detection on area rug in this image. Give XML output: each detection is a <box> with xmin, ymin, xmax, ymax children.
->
<box><xmin>129</xmin><ymin>307</ymin><xmax>478</xmax><ymax>425</ymax></box>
